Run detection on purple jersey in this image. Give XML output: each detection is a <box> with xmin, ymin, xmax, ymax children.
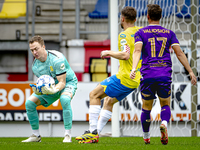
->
<box><xmin>134</xmin><ymin>25</ymin><xmax>179</xmax><ymax>79</ymax></box>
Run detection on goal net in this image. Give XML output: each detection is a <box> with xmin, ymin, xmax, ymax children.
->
<box><xmin>116</xmin><ymin>0</ymin><xmax>200</xmax><ymax>137</ymax></box>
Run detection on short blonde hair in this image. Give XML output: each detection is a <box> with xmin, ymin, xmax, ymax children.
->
<box><xmin>29</xmin><ymin>35</ymin><xmax>44</xmax><ymax>46</ymax></box>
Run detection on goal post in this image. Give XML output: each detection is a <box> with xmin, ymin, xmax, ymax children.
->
<box><xmin>110</xmin><ymin>0</ymin><xmax>120</xmax><ymax>137</ymax></box>
<box><xmin>190</xmin><ymin>0</ymin><xmax>198</xmax><ymax>137</ymax></box>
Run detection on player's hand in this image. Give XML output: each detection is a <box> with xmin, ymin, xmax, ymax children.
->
<box><xmin>130</xmin><ymin>68</ymin><xmax>136</xmax><ymax>79</ymax></box>
<box><xmin>41</xmin><ymin>84</ymin><xmax>59</xmax><ymax>95</ymax></box>
<box><xmin>189</xmin><ymin>72</ymin><xmax>197</xmax><ymax>86</ymax></box>
<box><xmin>29</xmin><ymin>84</ymin><xmax>42</xmax><ymax>95</ymax></box>
<box><xmin>101</xmin><ymin>50</ymin><xmax>109</xmax><ymax>59</ymax></box>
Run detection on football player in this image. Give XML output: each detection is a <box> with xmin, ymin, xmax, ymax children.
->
<box><xmin>130</xmin><ymin>4</ymin><xmax>197</xmax><ymax>145</ymax></box>
<box><xmin>76</xmin><ymin>6</ymin><xmax>142</xmax><ymax>144</ymax></box>
<box><xmin>22</xmin><ymin>35</ymin><xmax>78</xmax><ymax>143</ymax></box>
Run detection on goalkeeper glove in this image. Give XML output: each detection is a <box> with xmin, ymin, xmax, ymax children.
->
<box><xmin>41</xmin><ymin>84</ymin><xmax>59</xmax><ymax>95</ymax></box>
<box><xmin>29</xmin><ymin>84</ymin><xmax>42</xmax><ymax>95</ymax></box>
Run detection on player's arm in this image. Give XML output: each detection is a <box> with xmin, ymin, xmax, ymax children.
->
<box><xmin>40</xmin><ymin>73</ymin><xmax>66</xmax><ymax>95</ymax></box>
<box><xmin>55</xmin><ymin>73</ymin><xmax>66</xmax><ymax>91</ymax></box>
<box><xmin>130</xmin><ymin>42</ymin><xmax>142</xmax><ymax>79</ymax></box>
<box><xmin>172</xmin><ymin>45</ymin><xmax>197</xmax><ymax>85</ymax></box>
<box><xmin>101</xmin><ymin>50</ymin><xmax>129</xmax><ymax>60</ymax></box>
<box><xmin>41</xmin><ymin>58</ymin><xmax>67</xmax><ymax>94</ymax></box>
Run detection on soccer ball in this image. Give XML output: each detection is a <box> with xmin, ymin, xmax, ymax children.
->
<box><xmin>36</xmin><ymin>75</ymin><xmax>55</xmax><ymax>88</ymax></box>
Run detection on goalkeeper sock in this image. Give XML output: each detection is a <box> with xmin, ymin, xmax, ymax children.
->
<box><xmin>161</xmin><ymin>105</ymin><xmax>171</xmax><ymax>126</ymax></box>
<box><xmin>25</xmin><ymin>100</ymin><xmax>39</xmax><ymax>130</ymax></box>
<box><xmin>64</xmin><ymin>129</ymin><xmax>71</xmax><ymax>136</ymax></box>
<box><xmin>141</xmin><ymin>108</ymin><xmax>151</xmax><ymax>132</ymax></box>
<box><xmin>97</xmin><ymin>109</ymin><xmax>112</xmax><ymax>134</ymax></box>
<box><xmin>89</xmin><ymin>105</ymin><xmax>101</xmax><ymax>132</ymax></box>
<box><xmin>60</xmin><ymin>95</ymin><xmax>72</xmax><ymax>130</ymax></box>
<box><xmin>33</xmin><ymin>129</ymin><xmax>40</xmax><ymax>137</ymax></box>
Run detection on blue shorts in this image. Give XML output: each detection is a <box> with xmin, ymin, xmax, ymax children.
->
<box><xmin>100</xmin><ymin>75</ymin><xmax>136</xmax><ymax>101</ymax></box>
<box><xmin>33</xmin><ymin>80</ymin><xmax>77</xmax><ymax>107</ymax></box>
<box><xmin>140</xmin><ymin>77</ymin><xmax>172</xmax><ymax>100</ymax></box>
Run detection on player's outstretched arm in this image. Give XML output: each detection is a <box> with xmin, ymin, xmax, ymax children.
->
<box><xmin>173</xmin><ymin>45</ymin><xmax>197</xmax><ymax>85</ymax></box>
<box><xmin>101</xmin><ymin>50</ymin><xmax>129</xmax><ymax>60</ymax></box>
<box><xmin>130</xmin><ymin>43</ymin><xmax>142</xmax><ymax>79</ymax></box>
<box><xmin>189</xmin><ymin>72</ymin><xmax>197</xmax><ymax>86</ymax></box>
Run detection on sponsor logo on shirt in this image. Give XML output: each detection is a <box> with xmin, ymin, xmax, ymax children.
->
<box><xmin>120</xmin><ymin>39</ymin><xmax>127</xmax><ymax>45</ymax></box>
<box><xmin>131</xmin><ymin>34</ymin><xmax>134</xmax><ymax>37</ymax></box>
<box><xmin>120</xmin><ymin>34</ymin><xmax>126</xmax><ymax>38</ymax></box>
<box><xmin>60</xmin><ymin>63</ymin><xmax>65</xmax><ymax>70</ymax></box>
<box><xmin>150</xmin><ymin>60</ymin><xmax>167</xmax><ymax>67</ymax></box>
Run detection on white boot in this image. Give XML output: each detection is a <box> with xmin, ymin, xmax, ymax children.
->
<box><xmin>63</xmin><ymin>134</ymin><xmax>72</xmax><ymax>143</ymax></box>
<box><xmin>22</xmin><ymin>134</ymin><xmax>41</xmax><ymax>142</ymax></box>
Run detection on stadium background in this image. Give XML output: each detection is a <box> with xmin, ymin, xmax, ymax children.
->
<box><xmin>0</xmin><ymin>0</ymin><xmax>199</xmax><ymax>138</ymax></box>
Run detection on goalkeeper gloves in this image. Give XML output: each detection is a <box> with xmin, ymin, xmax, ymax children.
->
<box><xmin>30</xmin><ymin>84</ymin><xmax>59</xmax><ymax>95</ymax></box>
<box><xmin>41</xmin><ymin>84</ymin><xmax>59</xmax><ymax>95</ymax></box>
<box><xmin>29</xmin><ymin>84</ymin><xmax>42</xmax><ymax>95</ymax></box>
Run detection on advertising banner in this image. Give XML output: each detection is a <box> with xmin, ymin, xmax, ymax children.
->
<box><xmin>0</xmin><ymin>83</ymin><xmax>63</xmax><ymax>121</ymax></box>
<box><xmin>0</xmin><ymin>82</ymin><xmax>199</xmax><ymax>121</ymax></box>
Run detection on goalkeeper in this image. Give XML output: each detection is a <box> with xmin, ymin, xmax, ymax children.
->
<box><xmin>22</xmin><ymin>35</ymin><xmax>78</xmax><ymax>143</ymax></box>
<box><xmin>76</xmin><ymin>6</ymin><xmax>142</xmax><ymax>144</ymax></box>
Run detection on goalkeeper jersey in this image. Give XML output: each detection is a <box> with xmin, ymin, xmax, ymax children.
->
<box><xmin>116</xmin><ymin>26</ymin><xmax>142</xmax><ymax>89</ymax></box>
<box><xmin>32</xmin><ymin>50</ymin><xmax>77</xmax><ymax>84</ymax></box>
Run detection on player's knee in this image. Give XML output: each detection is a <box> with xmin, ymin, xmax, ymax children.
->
<box><xmin>142</xmin><ymin>100</ymin><xmax>153</xmax><ymax>110</ymax></box>
<box><xmin>25</xmin><ymin>100</ymin><xmax>37</xmax><ymax>111</ymax></box>
<box><xmin>60</xmin><ymin>95</ymin><xmax>71</xmax><ymax>107</ymax></box>
<box><xmin>63</xmin><ymin>109</ymin><xmax>71</xmax><ymax>116</ymax></box>
<box><xmin>89</xmin><ymin>90</ymin><xmax>97</xmax><ymax>100</ymax></box>
<box><xmin>103</xmin><ymin>97</ymin><xmax>117</xmax><ymax>111</ymax></box>
<box><xmin>103</xmin><ymin>98</ymin><xmax>115</xmax><ymax>107</ymax></box>
<box><xmin>159</xmin><ymin>97</ymin><xmax>170</xmax><ymax>107</ymax></box>
<box><xmin>160</xmin><ymin>101</ymin><xmax>170</xmax><ymax>107</ymax></box>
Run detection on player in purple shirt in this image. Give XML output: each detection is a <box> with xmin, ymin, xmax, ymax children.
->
<box><xmin>130</xmin><ymin>4</ymin><xmax>197</xmax><ymax>145</ymax></box>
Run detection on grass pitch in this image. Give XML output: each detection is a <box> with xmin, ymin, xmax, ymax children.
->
<box><xmin>0</xmin><ymin>137</ymin><xmax>199</xmax><ymax>150</ymax></box>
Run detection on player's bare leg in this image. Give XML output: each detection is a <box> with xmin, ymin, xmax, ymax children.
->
<box><xmin>76</xmin><ymin>84</ymin><xmax>107</xmax><ymax>143</ymax></box>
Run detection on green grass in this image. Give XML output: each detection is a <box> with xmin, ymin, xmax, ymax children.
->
<box><xmin>0</xmin><ymin>137</ymin><xmax>199</xmax><ymax>150</ymax></box>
